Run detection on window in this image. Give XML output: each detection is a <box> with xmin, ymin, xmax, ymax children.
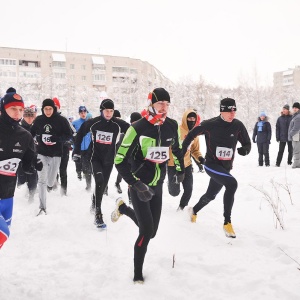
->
<box><xmin>52</xmin><ymin>61</ymin><xmax>66</xmax><ymax>68</ymax></box>
<box><xmin>81</xmin><ymin>65</ymin><xmax>86</xmax><ymax>70</ymax></box>
<box><xmin>19</xmin><ymin>72</ymin><xmax>40</xmax><ymax>78</ymax></box>
<box><xmin>53</xmin><ymin>73</ymin><xmax>66</xmax><ymax>79</ymax></box>
<box><xmin>112</xmin><ymin>67</ymin><xmax>129</xmax><ymax>73</ymax></box>
<box><xmin>0</xmin><ymin>59</ymin><xmax>17</xmax><ymax>66</ymax></box>
<box><xmin>94</xmin><ymin>74</ymin><xmax>105</xmax><ymax>81</ymax></box>
<box><xmin>0</xmin><ymin>70</ymin><xmax>17</xmax><ymax>77</ymax></box>
<box><xmin>70</xmin><ymin>64</ymin><xmax>75</xmax><ymax>69</ymax></box>
<box><xmin>82</xmin><ymin>76</ymin><xmax>86</xmax><ymax>81</ymax></box>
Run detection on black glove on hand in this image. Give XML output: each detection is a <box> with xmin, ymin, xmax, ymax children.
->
<box><xmin>35</xmin><ymin>158</ymin><xmax>43</xmax><ymax>171</ymax></box>
<box><xmin>173</xmin><ymin>170</ymin><xmax>185</xmax><ymax>184</ymax></box>
<box><xmin>72</xmin><ymin>154</ymin><xmax>81</xmax><ymax>162</ymax></box>
<box><xmin>237</xmin><ymin>147</ymin><xmax>248</xmax><ymax>156</ymax></box>
<box><xmin>132</xmin><ymin>180</ymin><xmax>155</xmax><ymax>202</ymax></box>
<box><xmin>198</xmin><ymin>156</ymin><xmax>205</xmax><ymax>165</ymax></box>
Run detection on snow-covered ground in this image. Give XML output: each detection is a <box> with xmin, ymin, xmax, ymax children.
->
<box><xmin>1</xmin><ymin>134</ymin><xmax>300</xmax><ymax>300</ymax></box>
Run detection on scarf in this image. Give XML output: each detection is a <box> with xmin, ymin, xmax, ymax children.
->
<box><xmin>141</xmin><ymin>106</ymin><xmax>166</xmax><ymax>126</ymax></box>
<box><xmin>257</xmin><ymin>121</ymin><xmax>265</xmax><ymax>132</ymax></box>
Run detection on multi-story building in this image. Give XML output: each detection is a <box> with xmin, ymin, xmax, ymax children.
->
<box><xmin>273</xmin><ymin>66</ymin><xmax>300</xmax><ymax>102</ymax></box>
<box><xmin>0</xmin><ymin>47</ymin><xmax>172</xmax><ymax>117</ymax></box>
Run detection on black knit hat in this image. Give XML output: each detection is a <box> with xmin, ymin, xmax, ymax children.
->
<box><xmin>149</xmin><ymin>88</ymin><xmax>170</xmax><ymax>104</ymax></box>
<box><xmin>113</xmin><ymin>109</ymin><xmax>121</xmax><ymax>118</ymax></box>
<box><xmin>292</xmin><ymin>102</ymin><xmax>300</xmax><ymax>109</ymax></box>
<box><xmin>100</xmin><ymin>99</ymin><xmax>114</xmax><ymax>111</ymax></box>
<box><xmin>130</xmin><ymin>112</ymin><xmax>142</xmax><ymax>123</ymax></box>
<box><xmin>6</xmin><ymin>87</ymin><xmax>16</xmax><ymax>93</ymax></box>
<box><xmin>1</xmin><ymin>92</ymin><xmax>24</xmax><ymax>112</ymax></box>
<box><xmin>187</xmin><ymin>112</ymin><xmax>197</xmax><ymax>119</ymax></box>
<box><xmin>220</xmin><ymin>98</ymin><xmax>237</xmax><ymax>112</ymax></box>
<box><xmin>42</xmin><ymin>98</ymin><xmax>56</xmax><ymax>109</ymax></box>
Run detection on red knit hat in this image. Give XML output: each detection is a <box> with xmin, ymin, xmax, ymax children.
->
<box><xmin>1</xmin><ymin>92</ymin><xmax>24</xmax><ymax>111</ymax></box>
<box><xmin>53</xmin><ymin>97</ymin><xmax>61</xmax><ymax>109</ymax></box>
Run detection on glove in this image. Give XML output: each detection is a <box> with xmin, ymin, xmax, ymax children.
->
<box><xmin>72</xmin><ymin>154</ymin><xmax>81</xmax><ymax>162</ymax></box>
<box><xmin>50</xmin><ymin>135</ymin><xmax>58</xmax><ymax>143</ymax></box>
<box><xmin>237</xmin><ymin>147</ymin><xmax>248</xmax><ymax>156</ymax></box>
<box><xmin>35</xmin><ymin>158</ymin><xmax>43</xmax><ymax>171</ymax></box>
<box><xmin>173</xmin><ymin>170</ymin><xmax>185</xmax><ymax>184</ymax></box>
<box><xmin>197</xmin><ymin>163</ymin><xmax>204</xmax><ymax>173</ymax></box>
<box><xmin>132</xmin><ymin>180</ymin><xmax>155</xmax><ymax>202</ymax></box>
<box><xmin>198</xmin><ymin>156</ymin><xmax>205</xmax><ymax>165</ymax></box>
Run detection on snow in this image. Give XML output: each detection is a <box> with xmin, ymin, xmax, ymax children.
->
<box><xmin>1</xmin><ymin>135</ymin><xmax>300</xmax><ymax>300</ymax></box>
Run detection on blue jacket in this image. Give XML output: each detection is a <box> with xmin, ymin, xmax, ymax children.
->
<box><xmin>72</xmin><ymin>118</ymin><xmax>91</xmax><ymax>151</ymax></box>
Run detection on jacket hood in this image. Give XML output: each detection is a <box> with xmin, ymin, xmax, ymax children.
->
<box><xmin>181</xmin><ymin>109</ymin><xmax>200</xmax><ymax>131</ymax></box>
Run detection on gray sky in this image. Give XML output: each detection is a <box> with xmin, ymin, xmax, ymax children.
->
<box><xmin>1</xmin><ymin>0</ymin><xmax>299</xmax><ymax>88</ymax></box>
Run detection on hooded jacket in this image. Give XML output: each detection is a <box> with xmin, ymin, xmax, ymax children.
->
<box><xmin>168</xmin><ymin>109</ymin><xmax>202</xmax><ymax>167</ymax></box>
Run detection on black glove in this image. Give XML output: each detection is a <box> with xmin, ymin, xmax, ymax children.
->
<box><xmin>132</xmin><ymin>180</ymin><xmax>155</xmax><ymax>202</ymax></box>
<box><xmin>197</xmin><ymin>163</ymin><xmax>204</xmax><ymax>173</ymax></box>
<box><xmin>50</xmin><ymin>135</ymin><xmax>58</xmax><ymax>143</ymax></box>
<box><xmin>198</xmin><ymin>156</ymin><xmax>205</xmax><ymax>165</ymax></box>
<box><xmin>72</xmin><ymin>154</ymin><xmax>81</xmax><ymax>162</ymax></box>
<box><xmin>237</xmin><ymin>147</ymin><xmax>248</xmax><ymax>156</ymax></box>
<box><xmin>35</xmin><ymin>158</ymin><xmax>43</xmax><ymax>171</ymax></box>
<box><xmin>173</xmin><ymin>170</ymin><xmax>185</xmax><ymax>184</ymax></box>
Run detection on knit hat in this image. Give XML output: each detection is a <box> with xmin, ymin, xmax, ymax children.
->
<box><xmin>100</xmin><ymin>99</ymin><xmax>114</xmax><ymax>111</ymax></box>
<box><xmin>220</xmin><ymin>98</ymin><xmax>237</xmax><ymax>112</ymax></box>
<box><xmin>53</xmin><ymin>97</ymin><xmax>61</xmax><ymax>109</ymax></box>
<box><xmin>42</xmin><ymin>98</ymin><xmax>56</xmax><ymax>110</ymax></box>
<box><xmin>283</xmin><ymin>104</ymin><xmax>290</xmax><ymax>110</ymax></box>
<box><xmin>148</xmin><ymin>88</ymin><xmax>170</xmax><ymax>104</ymax></box>
<box><xmin>23</xmin><ymin>107</ymin><xmax>35</xmax><ymax>118</ymax></box>
<box><xmin>130</xmin><ymin>112</ymin><xmax>142</xmax><ymax>123</ymax></box>
<box><xmin>30</xmin><ymin>104</ymin><xmax>37</xmax><ymax>112</ymax></box>
<box><xmin>78</xmin><ymin>105</ymin><xmax>87</xmax><ymax>113</ymax></box>
<box><xmin>292</xmin><ymin>102</ymin><xmax>300</xmax><ymax>109</ymax></box>
<box><xmin>187</xmin><ymin>112</ymin><xmax>197</xmax><ymax>119</ymax></box>
<box><xmin>259</xmin><ymin>111</ymin><xmax>266</xmax><ymax>117</ymax></box>
<box><xmin>6</xmin><ymin>87</ymin><xmax>16</xmax><ymax>93</ymax></box>
<box><xmin>113</xmin><ymin>110</ymin><xmax>121</xmax><ymax>118</ymax></box>
<box><xmin>1</xmin><ymin>92</ymin><xmax>24</xmax><ymax>112</ymax></box>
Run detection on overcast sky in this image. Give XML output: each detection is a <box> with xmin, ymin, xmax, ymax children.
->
<box><xmin>1</xmin><ymin>0</ymin><xmax>299</xmax><ymax>88</ymax></box>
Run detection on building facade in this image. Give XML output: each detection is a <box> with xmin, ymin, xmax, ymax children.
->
<box><xmin>0</xmin><ymin>47</ymin><xmax>172</xmax><ymax>118</ymax></box>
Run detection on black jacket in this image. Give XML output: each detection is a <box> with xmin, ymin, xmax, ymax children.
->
<box><xmin>276</xmin><ymin>113</ymin><xmax>292</xmax><ymax>142</ymax></box>
<box><xmin>30</xmin><ymin>112</ymin><xmax>73</xmax><ymax>157</ymax></box>
<box><xmin>74</xmin><ymin>116</ymin><xmax>130</xmax><ymax>165</ymax></box>
<box><xmin>115</xmin><ymin>117</ymin><xmax>184</xmax><ymax>186</ymax></box>
<box><xmin>0</xmin><ymin>116</ymin><xmax>35</xmax><ymax>199</ymax></box>
<box><xmin>182</xmin><ymin>116</ymin><xmax>251</xmax><ymax>170</ymax></box>
<box><xmin>252</xmin><ymin>118</ymin><xmax>272</xmax><ymax>144</ymax></box>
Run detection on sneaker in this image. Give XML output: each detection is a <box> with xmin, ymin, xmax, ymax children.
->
<box><xmin>94</xmin><ymin>213</ymin><xmax>107</xmax><ymax>229</ymax></box>
<box><xmin>104</xmin><ymin>186</ymin><xmax>108</xmax><ymax>196</ymax></box>
<box><xmin>115</xmin><ymin>182</ymin><xmax>122</xmax><ymax>194</ymax></box>
<box><xmin>288</xmin><ymin>161</ymin><xmax>292</xmax><ymax>165</ymax></box>
<box><xmin>133</xmin><ymin>276</ymin><xmax>144</xmax><ymax>284</ymax></box>
<box><xmin>90</xmin><ymin>195</ymin><xmax>95</xmax><ymax>214</ymax></box>
<box><xmin>111</xmin><ymin>198</ymin><xmax>124</xmax><ymax>223</ymax></box>
<box><xmin>37</xmin><ymin>208</ymin><xmax>47</xmax><ymax>216</ymax></box>
<box><xmin>188</xmin><ymin>207</ymin><xmax>197</xmax><ymax>223</ymax></box>
<box><xmin>275</xmin><ymin>164</ymin><xmax>280</xmax><ymax>167</ymax></box>
<box><xmin>77</xmin><ymin>172</ymin><xmax>82</xmax><ymax>180</ymax></box>
<box><xmin>223</xmin><ymin>222</ymin><xmax>236</xmax><ymax>238</ymax></box>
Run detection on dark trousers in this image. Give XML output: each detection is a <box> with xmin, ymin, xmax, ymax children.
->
<box><xmin>81</xmin><ymin>150</ymin><xmax>92</xmax><ymax>188</ymax></box>
<box><xmin>257</xmin><ymin>142</ymin><xmax>270</xmax><ymax>166</ymax></box>
<box><xmin>59</xmin><ymin>146</ymin><xmax>70</xmax><ymax>191</ymax></box>
<box><xmin>119</xmin><ymin>184</ymin><xmax>163</xmax><ymax>278</ymax></box>
<box><xmin>194</xmin><ymin>163</ymin><xmax>237</xmax><ymax>223</ymax></box>
<box><xmin>167</xmin><ymin>165</ymin><xmax>193</xmax><ymax>208</ymax></box>
<box><xmin>276</xmin><ymin>141</ymin><xmax>293</xmax><ymax>165</ymax></box>
<box><xmin>92</xmin><ymin>160</ymin><xmax>113</xmax><ymax>213</ymax></box>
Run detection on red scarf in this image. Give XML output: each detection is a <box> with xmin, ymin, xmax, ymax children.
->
<box><xmin>141</xmin><ymin>106</ymin><xmax>166</xmax><ymax>125</ymax></box>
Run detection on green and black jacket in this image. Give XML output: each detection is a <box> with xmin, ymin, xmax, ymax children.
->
<box><xmin>115</xmin><ymin>117</ymin><xmax>184</xmax><ymax>186</ymax></box>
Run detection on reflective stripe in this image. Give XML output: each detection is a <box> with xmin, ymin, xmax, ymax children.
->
<box><xmin>204</xmin><ymin>165</ymin><xmax>233</xmax><ymax>177</ymax></box>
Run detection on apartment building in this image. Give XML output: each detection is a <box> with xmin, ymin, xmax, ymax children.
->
<box><xmin>0</xmin><ymin>47</ymin><xmax>172</xmax><ymax>117</ymax></box>
<box><xmin>273</xmin><ymin>66</ymin><xmax>300</xmax><ymax>101</ymax></box>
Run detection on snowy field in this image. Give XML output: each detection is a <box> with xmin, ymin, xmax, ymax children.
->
<box><xmin>1</xmin><ymin>134</ymin><xmax>300</xmax><ymax>300</ymax></box>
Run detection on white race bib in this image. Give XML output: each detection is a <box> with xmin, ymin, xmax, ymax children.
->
<box><xmin>42</xmin><ymin>134</ymin><xmax>56</xmax><ymax>146</ymax></box>
<box><xmin>0</xmin><ymin>158</ymin><xmax>21</xmax><ymax>176</ymax></box>
<box><xmin>216</xmin><ymin>146</ymin><xmax>233</xmax><ymax>160</ymax></box>
<box><xmin>96</xmin><ymin>130</ymin><xmax>113</xmax><ymax>144</ymax></box>
<box><xmin>145</xmin><ymin>146</ymin><xmax>169</xmax><ymax>163</ymax></box>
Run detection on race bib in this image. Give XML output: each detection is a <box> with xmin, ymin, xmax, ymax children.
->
<box><xmin>96</xmin><ymin>130</ymin><xmax>113</xmax><ymax>144</ymax></box>
<box><xmin>42</xmin><ymin>134</ymin><xmax>56</xmax><ymax>146</ymax></box>
<box><xmin>216</xmin><ymin>146</ymin><xmax>233</xmax><ymax>160</ymax></box>
<box><xmin>145</xmin><ymin>146</ymin><xmax>169</xmax><ymax>163</ymax></box>
<box><xmin>0</xmin><ymin>158</ymin><xmax>21</xmax><ymax>176</ymax></box>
